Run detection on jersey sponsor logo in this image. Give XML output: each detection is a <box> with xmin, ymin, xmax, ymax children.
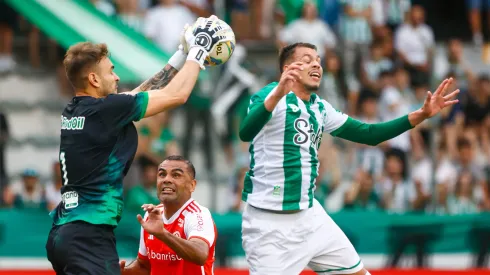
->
<box><xmin>62</xmin><ymin>191</ymin><xmax>78</xmax><ymax>209</ymax></box>
<box><xmin>196</xmin><ymin>213</ymin><xmax>204</xmax><ymax>231</ymax></box>
<box><xmin>293</xmin><ymin>118</ymin><xmax>322</xmax><ymax>149</ymax></box>
<box><xmin>148</xmin><ymin>235</ymin><xmax>154</xmax><ymax>240</ymax></box>
<box><xmin>173</xmin><ymin>231</ymin><xmax>181</xmax><ymax>238</ymax></box>
<box><xmin>148</xmin><ymin>249</ymin><xmax>183</xmax><ymax>261</ymax></box>
<box><xmin>178</xmin><ymin>218</ymin><xmax>184</xmax><ymax>228</ymax></box>
<box><xmin>61</xmin><ymin>116</ymin><xmax>85</xmax><ymax>130</ymax></box>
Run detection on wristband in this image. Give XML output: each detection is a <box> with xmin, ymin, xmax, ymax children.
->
<box><xmin>186</xmin><ymin>46</ymin><xmax>208</xmax><ymax>70</ymax></box>
<box><xmin>167</xmin><ymin>47</ymin><xmax>187</xmax><ymax>70</ymax></box>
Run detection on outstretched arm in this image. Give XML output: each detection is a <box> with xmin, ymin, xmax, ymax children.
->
<box><xmin>332</xmin><ymin>78</ymin><xmax>459</xmax><ymax>146</ymax></box>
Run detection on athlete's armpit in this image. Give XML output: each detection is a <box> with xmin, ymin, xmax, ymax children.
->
<box><xmin>133</xmin><ymin>64</ymin><xmax>179</xmax><ymax>92</ymax></box>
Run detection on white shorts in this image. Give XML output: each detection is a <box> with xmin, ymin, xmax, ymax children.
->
<box><xmin>242</xmin><ymin>199</ymin><xmax>364</xmax><ymax>275</ymax></box>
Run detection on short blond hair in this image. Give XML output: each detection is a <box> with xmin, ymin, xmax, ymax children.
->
<box><xmin>63</xmin><ymin>42</ymin><xmax>109</xmax><ymax>89</ymax></box>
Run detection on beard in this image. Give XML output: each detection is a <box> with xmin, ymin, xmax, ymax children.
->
<box><xmin>304</xmin><ymin>82</ymin><xmax>320</xmax><ymax>92</ymax></box>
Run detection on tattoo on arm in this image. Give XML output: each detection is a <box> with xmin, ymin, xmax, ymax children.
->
<box><xmin>138</xmin><ymin>64</ymin><xmax>179</xmax><ymax>91</ymax></box>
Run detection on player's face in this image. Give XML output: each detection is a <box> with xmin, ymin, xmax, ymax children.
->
<box><xmin>156</xmin><ymin>160</ymin><xmax>196</xmax><ymax>205</ymax></box>
<box><xmin>289</xmin><ymin>47</ymin><xmax>323</xmax><ymax>91</ymax></box>
<box><xmin>97</xmin><ymin>57</ymin><xmax>120</xmax><ymax>96</ymax></box>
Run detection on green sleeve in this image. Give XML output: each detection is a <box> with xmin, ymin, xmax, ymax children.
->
<box><xmin>238</xmin><ymin>82</ymin><xmax>278</xmax><ymax>142</ymax></box>
<box><xmin>239</xmin><ymin>103</ymin><xmax>272</xmax><ymax>142</ymax></box>
<box><xmin>331</xmin><ymin>115</ymin><xmax>413</xmax><ymax>146</ymax></box>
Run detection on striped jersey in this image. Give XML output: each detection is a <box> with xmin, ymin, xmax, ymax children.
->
<box><xmin>138</xmin><ymin>199</ymin><xmax>217</xmax><ymax>275</ymax></box>
<box><xmin>242</xmin><ymin>82</ymin><xmax>348</xmax><ymax>211</ymax></box>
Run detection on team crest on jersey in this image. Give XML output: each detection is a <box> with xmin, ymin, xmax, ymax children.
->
<box><xmin>173</xmin><ymin>231</ymin><xmax>181</xmax><ymax>238</ymax></box>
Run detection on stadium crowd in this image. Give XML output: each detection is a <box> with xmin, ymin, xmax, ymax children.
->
<box><xmin>0</xmin><ymin>0</ymin><xmax>489</xmax><ymax>218</ymax></box>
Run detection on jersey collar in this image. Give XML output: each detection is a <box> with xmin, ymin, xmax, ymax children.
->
<box><xmin>162</xmin><ymin>198</ymin><xmax>194</xmax><ymax>224</ymax></box>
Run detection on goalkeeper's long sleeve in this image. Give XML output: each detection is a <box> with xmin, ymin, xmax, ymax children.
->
<box><xmin>239</xmin><ymin>103</ymin><xmax>272</xmax><ymax>142</ymax></box>
<box><xmin>331</xmin><ymin>115</ymin><xmax>413</xmax><ymax>146</ymax></box>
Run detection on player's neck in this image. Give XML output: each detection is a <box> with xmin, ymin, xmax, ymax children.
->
<box><xmin>292</xmin><ymin>85</ymin><xmax>312</xmax><ymax>101</ymax></box>
<box><xmin>163</xmin><ymin>200</ymin><xmax>187</xmax><ymax>219</ymax></box>
<box><xmin>74</xmin><ymin>88</ymin><xmax>103</xmax><ymax>98</ymax></box>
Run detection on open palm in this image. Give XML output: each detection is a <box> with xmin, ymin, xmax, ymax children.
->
<box><xmin>137</xmin><ymin>207</ymin><xmax>165</xmax><ymax>236</ymax></box>
<box><xmin>420</xmin><ymin>78</ymin><xmax>460</xmax><ymax>118</ymax></box>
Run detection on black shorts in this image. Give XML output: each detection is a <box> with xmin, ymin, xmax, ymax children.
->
<box><xmin>45</xmin><ymin>221</ymin><xmax>121</xmax><ymax>275</ymax></box>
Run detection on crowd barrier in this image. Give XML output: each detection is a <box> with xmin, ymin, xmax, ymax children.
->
<box><xmin>1</xmin><ymin>209</ymin><xmax>489</xmax><ymax>260</ymax></box>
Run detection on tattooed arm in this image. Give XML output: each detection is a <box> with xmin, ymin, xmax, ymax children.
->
<box><xmin>130</xmin><ymin>64</ymin><xmax>179</xmax><ymax>93</ymax></box>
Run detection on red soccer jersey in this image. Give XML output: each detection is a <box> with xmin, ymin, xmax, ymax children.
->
<box><xmin>137</xmin><ymin>199</ymin><xmax>217</xmax><ymax>275</ymax></box>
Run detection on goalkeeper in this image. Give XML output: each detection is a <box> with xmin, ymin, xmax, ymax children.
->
<box><xmin>45</xmin><ymin>16</ymin><xmax>229</xmax><ymax>275</ymax></box>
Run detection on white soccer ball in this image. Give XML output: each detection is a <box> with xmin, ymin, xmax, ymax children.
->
<box><xmin>194</xmin><ymin>18</ymin><xmax>236</xmax><ymax>67</ymax></box>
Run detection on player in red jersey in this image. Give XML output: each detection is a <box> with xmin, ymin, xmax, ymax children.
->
<box><xmin>120</xmin><ymin>155</ymin><xmax>217</xmax><ymax>275</ymax></box>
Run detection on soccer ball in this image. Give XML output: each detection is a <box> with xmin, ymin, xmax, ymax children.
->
<box><xmin>205</xmin><ymin>40</ymin><xmax>235</xmax><ymax>67</ymax></box>
<box><xmin>200</xmin><ymin>19</ymin><xmax>236</xmax><ymax>67</ymax></box>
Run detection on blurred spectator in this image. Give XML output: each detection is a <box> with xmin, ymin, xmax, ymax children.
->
<box><xmin>435</xmin><ymin>39</ymin><xmax>475</xmax><ymax>91</ymax></box>
<box><xmin>344</xmin><ymin>169</ymin><xmax>381</xmax><ymax>211</ymax></box>
<box><xmin>354</xmin><ymin>92</ymin><xmax>384</xmax><ymax>179</ymax></box>
<box><xmin>90</xmin><ymin>0</ymin><xmax>117</xmax><ymax>17</ymax></box>
<box><xmin>318</xmin><ymin>53</ymin><xmax>348</xmax><ymax>112</ymax></box>
<box><xmin>137</xmin><ymin>112</ymin><xmax>179</xmax><ymax>165</ymax></box>
<box><xmin>319</xmin><ymin>0</ymin><xmax>341</xmax><ymax>28</ymax></box>
<box><xmin>383</xmin><ymin>0</ymin><xmax>411</xmax><ymax>31</ymax></box>
<box><xmin>394</xmin><ymin>5</ymin><xmax>434</xmax><ymax>87</ymax></box>
<box><xmin>360</xmin><ymin>42</ymin><xmax>393</xmax><ymax>93</ymax></box>
<box><xmin>378</xmin><ymin>148</ymin><xmax>424</xmax><ymax>213</ymax></box>
<box><xmin>449</xmin><ymin>170</ymin><xmax>480</xmax><ymax>214</ymax></box>
<box><xmin>228</xmin><ymin>166</ymin><xmax>247</xmax><ymax>212</ymax></box>
<box><xmin>378</xmin><ymin>69</ymin><xmax>411</xmax><ymax>152</ymax></box>
<box><xmin>409</xmin><ymin>131</ymin><xmax>432</xmax><ymax>211</ymax></box>
<box><xmin>179</xmin><ymin>0</ymin><xmax>214</xmax><ymax>18</ymax></box>
<box><xmin>436</xmin><ymin>138</ymin><xmax>489</xmax><ymax>210</ymax></box>
<box><xmin>339</xmin><ymin>0</ymin><xmax>373</xmax><ymax>86</ymax></box>
<box><xmin>0</xmin><ymin>111</ymin><xmax>8</xmax><ymax>187</ymax></box>
<box><xmin>144</xmin><ymin>0</ymin><xmax>196</xmax><ymax>52</ymax></box>
<box><xmin>115</xmin><ymin>0</ymin><xmax>150</xmax><ymax>32</ymax></box>
<box><xmin>125</xmin><ymin>157</ymin><xmax>160</xmax><ymax>212</ymax></box>
<box><xmin>4</xmin><ymin>169</ymin><xmax>45</xmax><ymax>210</ymax></box>
<box><xmin>466</xmin><ymin>0</ymin><xmax>490</xmax><ymax>47</ymax></box>
<box><xmin>45</xmin><ymin>162</ymin><xmax>62</xmax><ymax>212</ymax></box>
<box><xmin>278</xmin><ymin>2</ymin><xmax>337</xmax><ymax>60</ymax></box>
<box><xmin>463</xmin><ymin>75</ymin><xmax>490</xmax><ymax>130</ymax></box>
<box><xmin>0</xmin><ymin>0</ymin><xmax>15</xmax><ymax>73</ymax></box>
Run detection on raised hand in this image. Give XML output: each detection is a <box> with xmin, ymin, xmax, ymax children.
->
<box><xmin>420</xmin><ymin>78</ymin><xmax>460</xmax><ymax>118</ymax></box>
<box><xmin>276</xmin><ymin>62</ymin><xmax>304</xmax><ymax>96</ymax></box>
<box><xmin>137</xmin><ymin>205</ymin><xmax>166</xmax><ymax>237</ymax></box>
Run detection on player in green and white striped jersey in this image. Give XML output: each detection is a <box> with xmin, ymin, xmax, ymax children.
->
<box><xmin>239</xmin><ymin>43</ymin><xmax>460</xmax><ymax>275</ymax></box>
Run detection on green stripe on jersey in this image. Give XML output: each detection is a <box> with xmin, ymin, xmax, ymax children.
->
<box><xmin>283</xmin><ymin>94</ymin><xmax>302</xmax><ymax>210</ymax></box>
<box><xmin>242</xmin><ymin>143</ymin><xmax>255</xmax><ymax>202</ymax></box>
<box><xmin>306</xmin><ymin>96</ymin><xmax>321</xmax><ymax>207</ymax></box>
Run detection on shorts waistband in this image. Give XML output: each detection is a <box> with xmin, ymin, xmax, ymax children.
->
<box><xmin>248</xmin><ymin>204</ymin><xmax>303</xmax><ymax>214</ymax></box>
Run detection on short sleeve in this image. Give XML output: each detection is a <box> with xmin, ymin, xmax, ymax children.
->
<box><xmin>320</xmin><ymin>100</ymin><xmax>348</xmax><ymax>133</ymax></box>
<box><xmin>184</xmin><ymin>209</ymin><xmax>215</xmax><ymax>247</ymax></box>
<box><xmin>99</xmin><ymin>92</ymin><xmax>149</xmax><ymax>129</ymax></box>
<box><xmin>137</xmin><ymin>213</ymin><xmax>149</xmax><ymax>260</ymax></box>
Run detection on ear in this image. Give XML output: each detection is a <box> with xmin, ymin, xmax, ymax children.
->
<box><xmin>88</xmin><ymin>72</ymin><xmax>101</xmax><ymax>88</ymax></box>
<box><xmin>189</xmin><ymin>179</ymin><xmax>197</xmax><ymax>193</ymax></box>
